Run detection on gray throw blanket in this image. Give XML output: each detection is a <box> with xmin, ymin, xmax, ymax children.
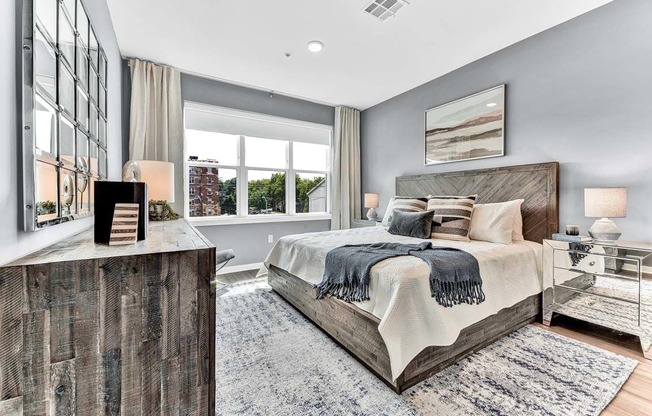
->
<box><xmin>315</xmin><ymin>242</ymin><xmax>485</xmax><ymax>308</ymax></box>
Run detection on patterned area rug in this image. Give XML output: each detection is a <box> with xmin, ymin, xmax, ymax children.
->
<box><xmin>216</xmin><ymin>280</ymin><xmax>637</xmax><ymax>416</ymax></box>
<box><xmin>556</xmin><ymin>276</ymin><xmax>652</xmax><ymax>338</ymax></box>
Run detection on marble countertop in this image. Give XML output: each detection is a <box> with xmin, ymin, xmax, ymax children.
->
<box><xmin>5</xmin><ymin>219</ymin><xmax>215</xmax><ymax>266</ymax></box>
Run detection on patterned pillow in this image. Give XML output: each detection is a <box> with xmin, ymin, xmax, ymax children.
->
<box><xmin>386</xmin><ymin>197</ymin><xmax>428</xmax><ymax>225</ymax></box>
<box><xmin>427</xmin><ymin>195</ymin><xmax>477</xmax><ymax>241</ymax></box>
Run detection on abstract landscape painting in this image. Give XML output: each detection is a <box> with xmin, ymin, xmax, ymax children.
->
<box><xmin>425</xmin><ymin>85</ymin><xmax>505</xmax><ymax>164</ymax></box>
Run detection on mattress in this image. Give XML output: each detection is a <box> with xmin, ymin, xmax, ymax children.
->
<box><xmin>258</xmin><ymin>226</ymin><xmax>543</xmax><ymax>380</ymax></box>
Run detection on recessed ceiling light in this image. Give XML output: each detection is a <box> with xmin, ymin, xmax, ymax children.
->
<box><xmin>307</xmin><ymin>41</ymin><xmax>324</xmax><ymax>53</ymax></box>
<box><xmin>486</xmin><ymin>102</ymin><xmax>498</xmax><ymax>107</ymax></box>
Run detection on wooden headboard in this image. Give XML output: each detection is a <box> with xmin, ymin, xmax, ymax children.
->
<box><xmin>396</xmin><ymin>162</ymin><xmax>559</xmax><ymax>243</ymax></box>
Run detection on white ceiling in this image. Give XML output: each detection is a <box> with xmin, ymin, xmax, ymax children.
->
<box><xmin>107</xmin><ymin>0</ymin><xmax>612</xmax><ymax>110</ymax></box>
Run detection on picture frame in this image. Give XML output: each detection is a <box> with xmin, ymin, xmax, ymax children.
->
<box><xmin>425</xmin><ymin>84</ymin><xmax>505</xmax><ymax>165</ymax></box>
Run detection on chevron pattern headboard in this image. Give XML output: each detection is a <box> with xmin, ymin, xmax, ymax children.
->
<box><xmin>396</xmin><ymin>162</ymin><xmax>559</xmax><ymax>243</ymax></box>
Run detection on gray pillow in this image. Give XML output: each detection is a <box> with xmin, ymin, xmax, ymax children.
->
<box><xmin>387</xmin><ymin>209</ymin><xmax>434</xmax><ymax>239</ymax></box>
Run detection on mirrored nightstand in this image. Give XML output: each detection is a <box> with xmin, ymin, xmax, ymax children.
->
<box><xmin>352</xmin><ymin>219</ymin><xmax>382</xmax><ymax>228</ymax></box>
<box><xmin>543</xmin><ymin>239</ymin><xmax>652</xmax><ymax>359</ymax></box>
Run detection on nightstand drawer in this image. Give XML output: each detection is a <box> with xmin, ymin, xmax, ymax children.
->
<box><xmin>552</xmin><ymin>248</ymin><xmax>640</xmax><ymax>278</ymax></box>
<box><xmin>553</xmin><ymin>269</ymin><xmax>642</xmax><ymax>305</ymax></box>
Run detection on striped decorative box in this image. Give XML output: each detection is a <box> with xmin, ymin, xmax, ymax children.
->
<box><xmin>109</xmin><ymin>203</ymin><xmax>140</xmax><ymax>245</ymax></box>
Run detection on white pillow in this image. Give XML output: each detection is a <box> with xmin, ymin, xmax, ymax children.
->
<box><xmin>512</xmin><ymin>203</ymin><xmax>524</xmax><ymax>241</ymax></box>
<box><xmin>381</xmin><ymin>197</ymin><xmax>396</xmax><ymax>226</ymax></box>
<box><xmin>469</xmin><ymin>199</ymin><xmax>524</xmax><ymax>244</ymax></box>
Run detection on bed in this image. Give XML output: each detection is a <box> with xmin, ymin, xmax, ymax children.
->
<box><xmin>261</xmin><ymin>162</ymin><xmax>559</xmax><ymax>393</ymax></box>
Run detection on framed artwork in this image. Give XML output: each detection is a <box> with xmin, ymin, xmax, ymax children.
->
<box><xmin>425</xmin><ymin>85</ymin><xmax>505</xmax><ymax>165</ymax></box>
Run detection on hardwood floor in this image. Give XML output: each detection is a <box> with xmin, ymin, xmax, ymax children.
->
<box><xmin>217</xmin><ymin>269</ymin><xmax>651</xmax><ymax>415</ymax></box>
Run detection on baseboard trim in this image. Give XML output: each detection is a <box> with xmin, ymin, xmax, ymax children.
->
<box><xmin>217</xmin><ymin>262</ymin><xmax>264</xmax><ymax>275</ymax></box>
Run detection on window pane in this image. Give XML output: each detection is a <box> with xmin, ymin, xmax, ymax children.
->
<box><xmin>76</xmin><ymin>129</ymin><xmax>89</xmax><ymax>172</ymax></box>
<box><xmin>35</xmin><ymin>161</ymin><xmax>59</xmax><ymax>223</ymax></box>
<box><xmin>99</xmin><ymin>148</ymin><xmax>107</xmax><ymax>178</ymax></box>
<box><xmin>185</xmin><ymin>129</ymin><xmax>238</xmax><ymax>166</ymax></box>
<box><xmin>89</xmin><ymin>67</ymin><xmax>99</xmax><ymax>104</ymax></box>
<box><xmin>99</xmin><ymin>86</ymin><xmax>106</xmax><ymax>115</ymax></box>
<box><xmin>295</xmin><ymin>172</ymin><xmax>326</xmax><ymax>213</ymax></box>
<box><xmin>245</xmin><ymin>137</ymin><xmax>287</xmax><ymax>169</ymax></box>
<box><xmin>89</xmin><ymin>104</ymin><xmax>98</xmax><ymax>138</ymax></box>
<box><xmin>34</xmin><ymin>28</ymin><xmax>57</xmax><ymax>102</ymax></box>
<box><xmin>60</xmin><ymin>169</ymin><xmax>77</xmax><ymax>216</ymax></box>
<box><xmin>59</xmin><ymin>64</ymin><xmax>75</xmax><ymax>117</ymax></box>
<box><xmin>89</xmin><ymin>141</ymin><xmax>98</xmax><ymax>174</ymax></box>
<box><xmin>77</xmin><ymin>52</ymin><xmax>89</xmax><ymax>91</ymax></box>
<box><xmin>293</xmin><ymin>142</ymin><xmax>329</xmax><ymax>171</ymax></box>
<box><xmin>34</xmin><ymin>95</ymin><xmax>57</xmax><ymax>158</ymax></box>
<box><xmin>62</xmin><ymin>0</ymin><xmax>75</xmax><ymax>19</ymax></box>
<box><xmin>77</xmin><ymin>0</ymin><xmax>89</xmax><ymax>49</ymax></box>
<box><xmin>89</xmin><ymin>29</ymin><xmax>99</xmax><ymax>68</ymax></box>
<box><xmin>34</xmin><ymin>0</ymin><xmax>57</xmax><ymax>41</ymax></box>
<box><xmin>60</xmin><ymin>116</ymin><xmax>75</xmax><ymax>167</ymax></box>
<box><xmin>188</xmin><ymin>166</ymin><xmax>236</xmax><ymax>217</ymax></box>
<box><xmin>99</xmin><ymin>52</ymin><xmax>107</xmax><ymax>84</ymax></box>
<box><xmin>58</xmin><ymin>7</ymin><xmax>75</xmax><ymax>66</ymax></box>
<box><xmin>77</xmin><ymin>88</ymin><xmax>89</xmax><ymax>130</ymax></box>
<box><xmin>248</xmin><ymin>170</ymin><xmax>286</xmax><ymax>215</ymax></box>
<box><xmin>99</xmin><ymin>116</ymin><xmax>106</xmax><ymax>147</ymax></box>
<box><xmin>77</xmin><ymin>174</ymin><xmax>90</xmax><ymax>214</ymax></box>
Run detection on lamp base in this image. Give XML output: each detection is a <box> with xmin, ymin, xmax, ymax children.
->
<box><xmin>366</xmin><ymin>207</ymin><xmax>378</xmax><ymax>221</ymax></box>
<box><xmin>588</xmin><ymin>218</ymin><xmax>622</xmax><ymax>242</ymax></box>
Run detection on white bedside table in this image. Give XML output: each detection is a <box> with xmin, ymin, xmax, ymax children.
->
<box><xmin>542</xmin><ymin>238</ymin><xmax>652</xmax><ymax>359</ymax></box>
<box><xmin>352</xmin><ymin>219</ymin><xmax>382</xmax><ymax>228</ymax></box>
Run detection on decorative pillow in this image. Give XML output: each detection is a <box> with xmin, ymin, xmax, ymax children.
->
<box><xmin>382</xmin><ymin>197</ymin><xmax>428</xmax><ymax>226</ymax></box>
<box><xmin>387</xmin><ymin>210</ymin><xmax>434</xmax><ymax>239</ymax></box>
<box><xmin>381</xmin><ymin>197</ymin><xmax>396</xmax><ymax>226</ymax></box>
<box><xmin>427</xmin><ymin>195</ymin><xmax>476</xmax><ymax>241</ymax></box>
<box><xmin>469</xmin><ymin>199</ymin><xmax>523</xmax><ymax>244</ymax></box>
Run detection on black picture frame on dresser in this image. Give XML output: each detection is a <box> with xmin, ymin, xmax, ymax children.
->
<box><xmin>94</xmin><ymin>181</ymin><xmax>148</xmax><ymax>243</ymax></box>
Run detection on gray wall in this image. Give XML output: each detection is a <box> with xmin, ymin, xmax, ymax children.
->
<box><xmin>361</xmin><ymin>0</ymin><xmax>652</xmax><ymax>243</ymax></box>
<box><xmin>0</xmin><ymin>0</ymin><xmax>123</xmax><ymax>265</ymax></box>
<box><xmin>181</xmin><ymin>73</ymin><xmax>335</xmax><ymax>267</ymax></box>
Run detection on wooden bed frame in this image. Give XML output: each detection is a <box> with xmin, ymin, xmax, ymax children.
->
<box><xmin>268</xmin><ymin>162</ymin><xmax>559</xmax><ymax>393</ymax></box>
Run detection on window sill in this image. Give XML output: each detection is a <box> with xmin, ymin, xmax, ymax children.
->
<box><xmin>189</xmin><ymin>213</ymin><xmax>332</xmax><ymax>226</ymax></box>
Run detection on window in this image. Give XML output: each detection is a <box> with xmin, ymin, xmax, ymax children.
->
<box><xmin>184</xmin><ymin>103</ymin><xmax>332</xmax><ymax>221</ymax></box>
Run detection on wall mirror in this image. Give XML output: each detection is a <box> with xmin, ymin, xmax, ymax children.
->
<box><xmin>22</xmin><ymin>0</ymin><xmax>108</xmax><ymax>231</ymax></box>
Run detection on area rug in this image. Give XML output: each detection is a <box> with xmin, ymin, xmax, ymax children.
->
<box><xmin>556</xmin><ymin>276</ymin><xmax>652</xmax><ymax>338</ymax></box>
<box><xmin>215</xmin><ymin>280</ymin><xmax>637</xmax><ymax>416</ymax></box>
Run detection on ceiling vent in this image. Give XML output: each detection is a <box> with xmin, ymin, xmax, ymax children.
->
<box><xmin>362</xmin><ymin>0</ymin><xmax>409</xmax><ymax>22</ymax></box>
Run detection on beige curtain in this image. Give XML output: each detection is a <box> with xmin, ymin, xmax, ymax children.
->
<box><xmin>129</xmin><ymin>58</ymin><xmax>183</xmax><ymax>213</ymax></box>
<box><xmin>331</xmin><ymin>106</ymin><xmax>361</xmax><ymax>230</ymax></box>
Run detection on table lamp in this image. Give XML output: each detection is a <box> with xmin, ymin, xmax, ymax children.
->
<box><xmin>364</xmin><ymin>193</ymin><xmax>379</xmax><ymax>221</ymax></box>
<box><xmin>584</xmin><ymin>188</ymin><xmax>626</xmax><ymax>242</ymax></box>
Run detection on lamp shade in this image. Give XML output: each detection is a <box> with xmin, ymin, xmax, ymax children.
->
<box><xmin>584</xmin><ymin>188</ymin><xmax>626</xmax><ymax>218</ymax></box>
<box><xmin>137</xmin><ymin>160</ymin><xmax>175</xmax><ymax>202</ymax></box>
<box><xmin>364</xmin><ymin>193</ymin><xmax>379</xmax><ymax>209</ymax></box>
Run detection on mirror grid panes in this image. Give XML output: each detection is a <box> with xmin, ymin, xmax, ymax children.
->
<box><xmin>24</xmin><ymin>0</ymin><xmax>108</xmax><ymax>230</ymax></box>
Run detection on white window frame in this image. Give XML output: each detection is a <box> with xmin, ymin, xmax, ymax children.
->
<box><xmin>183</xmin><ymin>102</ymin><xmax>332</xmax><ymax>225</ymax></box>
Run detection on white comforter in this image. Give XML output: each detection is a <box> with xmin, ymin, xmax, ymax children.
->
<box><xmin>257</xmin><ymin>227</ymin><xmax>543</xmax><ymax>380</ymax></box>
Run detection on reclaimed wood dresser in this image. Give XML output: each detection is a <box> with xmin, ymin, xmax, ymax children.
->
<box><xmin>0</xmin><ymin>219</ymin><xmax>216</xmax><ymax>415</ymax></box>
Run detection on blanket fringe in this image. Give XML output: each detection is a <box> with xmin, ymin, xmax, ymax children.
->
<box><xmin>430</xmin><ymin>280</ymin><xmax>486</xmax><ymax>308</ymax></box>
<box><xmin>315</xmin><ymin>282</ymin><xmax>370</xmax><ymax>303</ymax></box>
